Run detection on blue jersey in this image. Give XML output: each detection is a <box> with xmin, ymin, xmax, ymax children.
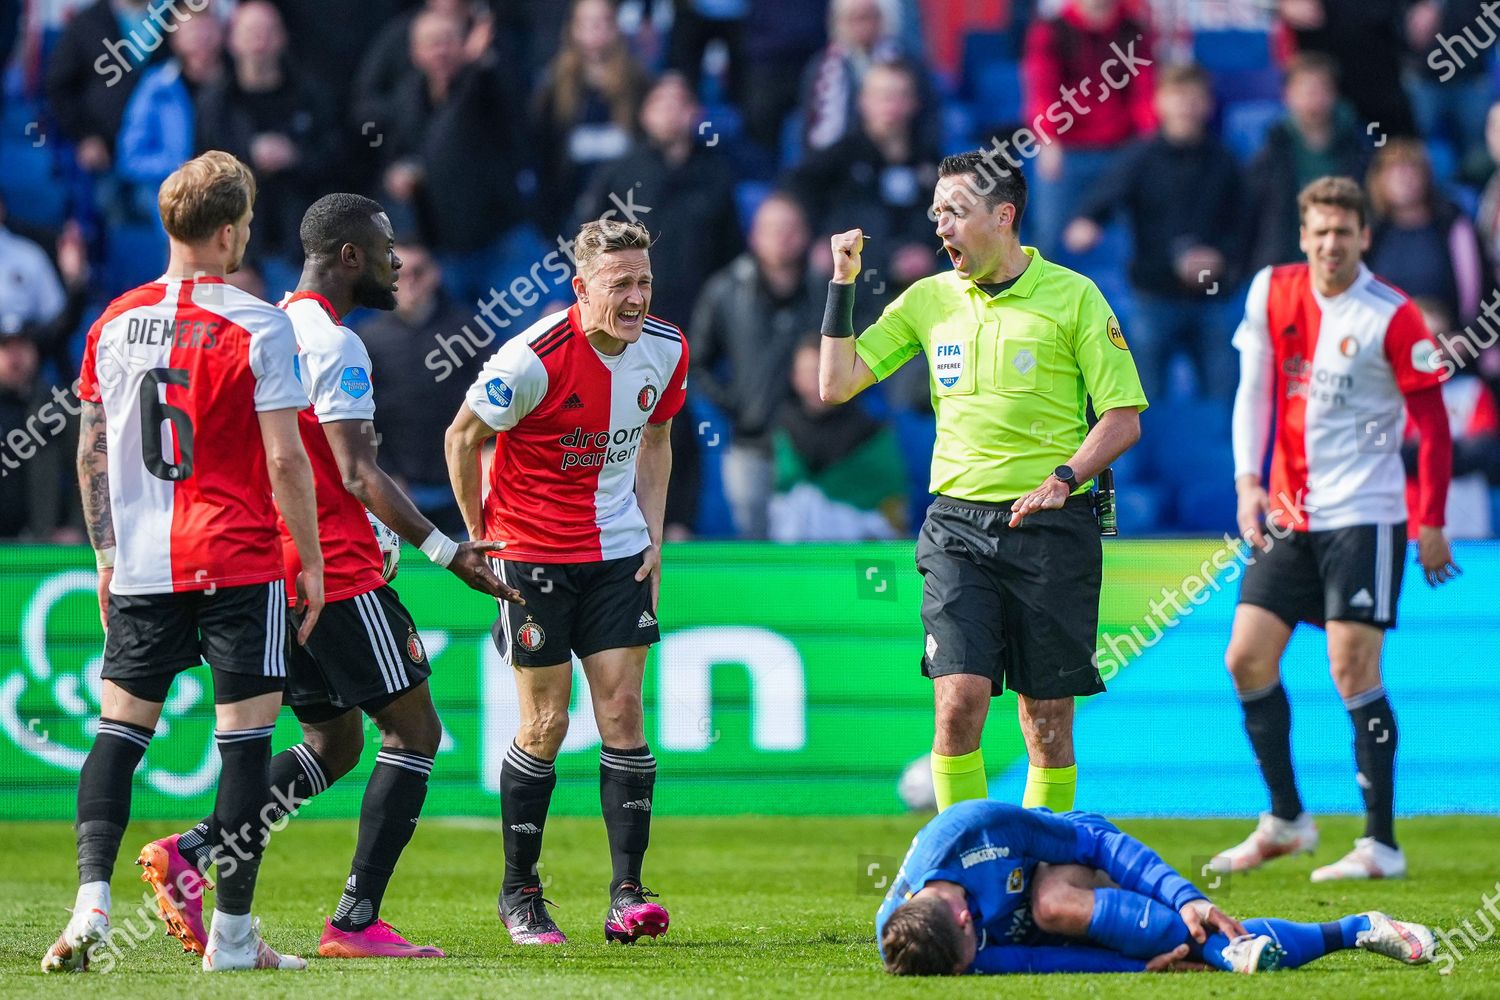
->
<box><xmin>875</xmin><ymin>801</ymin><xmax>1208</xmax><ymax>973</ymax></box>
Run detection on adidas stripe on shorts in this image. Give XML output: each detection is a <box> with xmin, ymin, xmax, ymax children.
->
<box><xmin>490</xmin><ymin>551</ymin><xmax>659</xmax><ymax>667</ymax></box>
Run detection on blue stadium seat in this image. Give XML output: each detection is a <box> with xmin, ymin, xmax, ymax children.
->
<box><xmin>734</xmin><ymin>180</ymin><xmax>771</xmax><ymax>233</ymax></box>
<box><xmin>778</xmin><ymin>110</ymin><xmax>804</xmax><ymax>172</ymax></box>
<box><xmin>1193</xmin><ymin>30</ymin><xmax>1273</xmax><ymax>74</ymax></box>
<box><xmin>964</xmin><ymin>59</ymin><xmax>1022</xmax><ymax>126</ymax></box>
<box><xmin>0</xmin><ymin>143</ymin><xmax>68</xmax><ymax>229</ymax></box>
<box><xmin>103</xmin><ymin>222</ymin><xmax>168</xmax><ymax>296</ymax></box>
<box><xmin>1116</xmin><ymin>482</ymin><xmax>1167</xmax><ymax>535</ymax></box>
<box><xmin>1222</xmin><ymin>99</ymin><xmax>1283</xmax><ymax>162</ymax></box>
<box><xmin>1173</xmin><ymin>480</ymin><xmax>1238</xmax><ymax>534</ymax></box>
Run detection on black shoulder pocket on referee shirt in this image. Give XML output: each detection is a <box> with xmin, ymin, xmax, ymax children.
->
<box><xmin>995</xmin><ymin>318</ymin><xmax>1057</xmax><ymax>393</ymax></box>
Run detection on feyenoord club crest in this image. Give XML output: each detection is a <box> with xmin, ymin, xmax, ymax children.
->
<box><xmin>637</xmin><ymin>382</ymin><xmax>658</xmax><ymax>412</ymax></box>
<box><xmin>517</xmin><ymin>617</ymin><xmax>546</xmax><ymax>652</ymax></box>
<box><xmin>406</xmin><ymin>631</ymin><xmax>425</xmax><ymax>663</ymax></box>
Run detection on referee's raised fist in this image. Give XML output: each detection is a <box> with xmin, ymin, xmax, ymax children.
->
<box><xmin>830</xmin><ymin>228</ymin><xmax>864</xmax><ymax>284</ymax></box>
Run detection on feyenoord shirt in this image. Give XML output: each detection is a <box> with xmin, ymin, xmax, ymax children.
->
<box><xmin>464</xmin><ymin>305</ymin><xmax>688</xmax><ymax>562</ymax></box>
<box><xmin>1233</xmin><ymin>263</ymin><xmax>1445</xmax><ymax>531</ymax></box>
<box><xmin>276</xmin><ymin>291</ymin><xmax>387</xmax><ymax>602</ymax></box>
<box><xmin>77</xmin><ymin>277</ymin><xmax>308</xmax><ymax>595</ymax></box>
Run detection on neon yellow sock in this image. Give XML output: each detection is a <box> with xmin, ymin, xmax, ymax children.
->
<box><xmin>1022</xmin><ymin>764</ymin><xmax>1078</xmax><ymax>811</ymax></box>
<box><xmin>930</xmin><ymin>749</ymin><xmax>988</xmax><ymax>810</ymax></box>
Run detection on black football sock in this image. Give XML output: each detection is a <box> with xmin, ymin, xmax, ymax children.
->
<box><xmin>1239</xmin><ymin>681</ymin><xmax>1304</xmax><ymax>821</ymax></box>
<box><xmin>179</xmin><ymin>743</ymin><xmax>331</xmax><ymax>874</ymax></box>
<box><xmin>76</xmin><ymin>718</ymin><xmax>154</xmax><ymax>884</ymax></box>
<box><xmin>331</xmin><ymin>748</ymin><xmax>433</xmax><ymax>932</ymax></box>
<box><xmin>500</xmin><ymin>742</ymin><xmax>556</xmax><ymax>896</ymax></box>
<box><xmin>1346</xmin><ymin>686</ymin><xmax>1398</xmax><ymax>849</ymax></box>
<box><xmin>209</xmin><ymin>725</ymin><xmax>275</xmax><ymax>916</ymax></box>
<box><xmin>600</xmin><ymin>744</ymin><xmax>656</xmax><ymax>892</ymax></box>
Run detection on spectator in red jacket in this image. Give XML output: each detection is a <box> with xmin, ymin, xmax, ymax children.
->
<box><xmin>1022</xmin><ymin>0</ymin><xmax>1156</xmax><ymax>258</ymax></box>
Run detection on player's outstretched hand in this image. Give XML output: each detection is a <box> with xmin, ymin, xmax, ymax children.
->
<box><xmin>1417</xmin><ymin>525</ymin><xmax>1461</xmax><ymax>587</ymax></box>
<box><xmin>294</xmin><ymin>568</ymin><xmax>324</xmax><ymax>646</ymax></box>
<box><xmin>635</xmin><ymin>544</ymin><xmax>661</xmax><ymax>611</ymax></box>
<box><xmin>1144</xmin><ymin>944</ymin><xmax>1208</xmax><ymax>972</ymax></box>
<box><xmin>1008</xmin><ymin>475</ymin><xmax>1070</xmax><ymax>528</ymax></box>
<box><xmin>831</xmin><ymin>229</ymin><xmax>864</xmax><ymax>284</ymax></box>
<box><xmin>1179</xmin><ymin>899</ymin><xmax>1246</xmax><ymax>943</ymax></box>
<box><xmin>451</xmin><ymin>540</ymin><xmax>526</xmax><ymax>604</ymax></box>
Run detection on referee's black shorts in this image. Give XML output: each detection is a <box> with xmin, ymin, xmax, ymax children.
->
<box><xmin>916</xmin><ymin>493</ymin><xmax>1105</xmax><ymax>700</ymax></box>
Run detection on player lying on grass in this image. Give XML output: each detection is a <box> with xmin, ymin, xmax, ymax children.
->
<box><xmin>878</xmin><ymin>800</ymin><xmax>1436</xmax><ymax>976</ymax></box>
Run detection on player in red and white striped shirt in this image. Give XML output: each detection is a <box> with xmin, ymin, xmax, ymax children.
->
<box><xmin>1211</xmin><ymin>177</ymin><xmax>1459</xmax><ymax>885</ymax></box>
<box><xmin>140</xmin><ymin>194</ymin><xmax>523</xmax><ymax>963</ymax></box>
<box><xmin>45</xmin><ymin>152</ymin><xmax>320</xmax><ymax>974</ymax></box>
<box><xmin>446</xmin><ymin>219</ymin><xmax>685</xmax><ymax>947</ymax></box>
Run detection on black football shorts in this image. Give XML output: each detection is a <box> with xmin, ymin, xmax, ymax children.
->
<box><xmin>490</xmin><ymin>552</ymin><xmax>659</xmax><ymax>667</ymax></box>
<box><xmin>1238</xmin><ymin>522</ymin><xmax>1407</xmax><ymax>629</ymax></box>
<box><xmin>916</xmin><ymin>494</ymin><xmax>1105</xmax><ymax>700</ymax></box>
<box><xmin>284</xmin><ymin>584</ymin><xmax>433</xmax><ymax>716</ymax></box>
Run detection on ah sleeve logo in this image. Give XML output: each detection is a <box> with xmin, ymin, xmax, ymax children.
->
<box><xmin>486</xmin><ymin>377</ymin><xmax>513</xmax><ymax>408</ymax></box>
<box><xmin>340</xmin><ymin>366</ymin><xmax>371</xmax><ymax>398</ymax></box>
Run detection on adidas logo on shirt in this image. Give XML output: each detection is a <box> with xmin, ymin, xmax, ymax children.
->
<box><xmin>563</xmin><ymin>392</ymin><xmax>584</xmax><ymax>410</ymax></box>
<box><xmin>638</xmin><ymin>610</ymin><xmax>657</xmax><ymax>627</ymax></box>
<box><xmin>1349</xmin><ymin>588</ymin><xmax>1374</xmax><ymax>608</ymax></box>
<box><xmin>509</xmin><ymin>823</ymin><xmax>541</xmax><ymax>834</ymax></box>
<box><xmin>622</xmin><ymin>798</ymin><xmax>652</xmax><ymax>812</ymax></box>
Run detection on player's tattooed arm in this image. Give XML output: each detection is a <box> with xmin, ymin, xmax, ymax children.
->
<box><xmin>76</xmin><ymin>401</ymin><xmax>115</xmax><ymax>553</ymax></box>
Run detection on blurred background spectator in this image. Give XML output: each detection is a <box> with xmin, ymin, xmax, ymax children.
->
<box><xmin>45</xmin><ymin>0</ymin><xmax>164</xmax><ymax>178</ymax></box>
<box><xmin>1278</xmin><ymin>0</ymin><xmax>1416</xmax><ymax>139</ymax></box>
<box><xmin>359</xmin><ymin>239</ymin><xmax>482</xmax><ymax>537</ymax></box>
<box><xmin>1023</xmin><ymin>0</ymin><xmax>1157</xmax><ymax>260</ymax></box>
<box><xmin>7</xmin><ymin>0</ymin><xmax>1500</xmax><ymax>539</ymax></box>
<box><xmin>115</xmin><ymin>10</ymin><xmax>225</xmax><ymax>222</ymax></box>
<box><xmin>801</xmin><ymin>0</ymin><xmax>906</xmax><ymax>152</ymax></box>
<box><xmin>787</xmin><ymin>60</ymin><xmax>938</xmax><ymax>320</ymax></box>
<box><xmin>769</xmin><ymin>336</ymin><xmax>906</xmax><ymax>541</ymax></box>
<box><xmin>1244</xmin><ymin>53</ymin><xmax>1370</xmax><ymax>271</ymax></box>
<box><xmin>381</xmin><ymin>8</ymin><xmax>536</xmax><ymax>308</ymax></box>
<box><xmin>1064</xmin><ymin>63</ymin><xmax>1241</xmax><ymax>402</ymax></box>
<box><xmin>1366</xmin><ymin>138</ymin><xmax>1493</xmax><ymax>329</ymax></box>
<box><xmin>577</xmin><ymin>70</ymin><xmax>739</xmax><ymax>324</ymax></box>
<box><xmin>531</xmin><ymin>0</ymin><xmax>650</xmax><ymax>238</ymax></box>
<box><xmin>1405</xmin><ymin>298</ymin><xmax>1500</xmax><ymax>539</ymax></box>
<box><xmin>197</xmin><ymin>1</ymin><xmax>335</xmax><ymax>284</ymax></box>
<box><xmin>689</xmin><ymin>192</ymin><xmax>818</xmax><ymax>539</ymax></box>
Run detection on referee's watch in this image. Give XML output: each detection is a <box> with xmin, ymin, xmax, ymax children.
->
<box><xmin>1053</xmin><ymin>465</ymin><xmax>1078</xmax><ymax>492</ymax></box>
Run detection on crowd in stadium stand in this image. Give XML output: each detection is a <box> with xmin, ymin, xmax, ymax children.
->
<box><xmin>2</xmin><ymin>0</ymin><xmax>1500</xmax><ymax>541</ymax></box>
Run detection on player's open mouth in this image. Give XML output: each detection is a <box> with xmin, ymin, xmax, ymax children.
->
<box><xmin>945</xmin><ymin>244</ymin><xmax>966</xmax><ymax>270</ymax></box>
<box><xmin>618</xmin><ymin>309</ymin><xmax>642</xmax><ymax>324</ymax></box>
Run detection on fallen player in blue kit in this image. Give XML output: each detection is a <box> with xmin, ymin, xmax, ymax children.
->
<box><xmin>877</xmin><ymin>801</ymin><xmax>1436</xmax><ymax>976</ymax></box>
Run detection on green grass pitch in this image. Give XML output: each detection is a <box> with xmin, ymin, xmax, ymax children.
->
<box><xmin>3</xmin><ymin>815</ymin><xmax>1498</xmax><ymax>998</ymax></box>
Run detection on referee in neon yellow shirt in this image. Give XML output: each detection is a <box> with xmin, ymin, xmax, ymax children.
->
<box><xmin>819</xmin><ymin>150</ymin><xmax>1148</xmax><ymax>812</ymax></box>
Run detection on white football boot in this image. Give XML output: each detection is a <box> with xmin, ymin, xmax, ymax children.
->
<box><xmin>1356</xmin><ymin>911</ymin><xmax>1435</xmax><ymax>964</ymax></box>
<box><xmin>1310</xmin><ymin>837</ymin><xmax>1406</xmax><ymax>882</ymax></box>
<box><xmin>1221</xmin><ymin>933</ymin><xmax>1285</xmax><ymax>974</ymax></box>
<box><xmin>202</xmin><ymin>913</ymin><xmax>307</xmax><ymax>972</ymax></box>
<box><xmin>41</xmin><ymin>904</ymin><xmax>110</xmax><ymax>973</ymax></box>
<box><xmin>1207</xmin><ymin>812</ymin><xmax>1319</xmax><ymax>874</ymax></box>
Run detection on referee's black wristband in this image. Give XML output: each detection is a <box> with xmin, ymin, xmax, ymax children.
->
<box><xmin>821</xmin><ymin>280</ymin><xmax>856</xmax><ymax>338</ymax></box>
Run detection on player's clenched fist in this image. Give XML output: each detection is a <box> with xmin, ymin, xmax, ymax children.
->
<box><xmin>831</xmin><ymin>228</ymin><xmax>864</xmax><ymax>285</ymax></box>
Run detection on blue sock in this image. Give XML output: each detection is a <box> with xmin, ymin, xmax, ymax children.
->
<box><xmin>1242</xmin><ymin>915</ymin><xmax>1370</xmax><ymax>969</ymax></box>
<box><xmin>1086</xmin><ymin>888</ymin><xmax>1190</xmax><ymax>959</ymax></box>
